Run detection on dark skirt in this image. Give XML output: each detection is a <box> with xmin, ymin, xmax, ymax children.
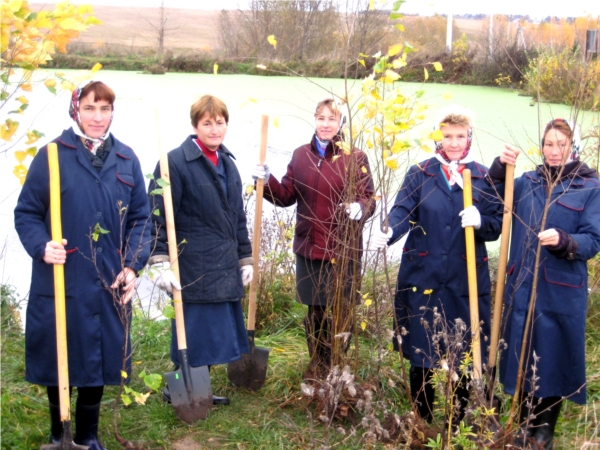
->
<box><xmin>296</xmin><ymin>254</ymin><xmax>361</xmax><ymax>307</ymax></box>
<box><xmin>170</xmin><ymin>300</ymin><xmax>249</xmax><ymax>367</ymax></box>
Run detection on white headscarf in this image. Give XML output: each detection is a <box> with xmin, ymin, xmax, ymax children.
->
<box><xmin>68</xmin><ymin>81</ymin><xmax>113</xmax><ymax>154</ymax></box>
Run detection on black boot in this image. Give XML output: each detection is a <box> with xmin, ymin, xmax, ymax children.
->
<box><xmin>409</xmin><ymin>366</ymin><xmax>435</xmax><ymax>423</ymax></box>
<box><xmin>74</xmin><ymin>402</ymin><xmax>106</xmax><ymax>450</ymax></box>
<box><xmin>48</xmin><ymin>402</ymin><xmax>62</xmax><ymax>444</ymax></box>
<box><xmin>531</xmin><ymin>397</ymin><xmax>562</xmax><ymax>450</ymax></box>
<box><xmin>304</xmin><ymin>316</ymin><xmax>330</xmax><ymax>379</ymax></box>
<box><xmin>316</xmin><ymin>317</ymin><xmax>332</xmax><ymax>372</ymax></box>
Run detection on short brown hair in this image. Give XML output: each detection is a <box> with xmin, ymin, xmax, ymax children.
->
<box><xmin>190</xmin><ymin>95</ymin><xmax>229</xmax><ymax>126</ymax></box>
<box><xmin>543</xmin><ymin>119</ymin><xmax>573</xmax><ymax>142</ymax></box>
<box><xmin>315</xmin><ymin>98</ymin><xmax>343</xmax><ymax>119</ymax></box>
<box><xmin>80</xmin><ymin>81</ymin><xmax>115</xmax><ymax>108</ymax></box>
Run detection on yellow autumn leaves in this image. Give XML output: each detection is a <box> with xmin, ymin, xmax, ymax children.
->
<box><xmin>411</xmin><ymin>287</ymin><xmax>434</xmax><ymax>295</ymax></box>
<box><xmin>1</xmin><ymin>1</ymin><xmax>101</xmax><ymax>64</ymax></box>
<box><xmin>2</xmin><ymin>1</ymin><xmax>101</xmax><ymax>183</ymax></box>
<box><xmin>360</xmin><ymin>293</ymin><xmax>373</xmax><ymax>331</ymax></box>
<box><xmin>354</xmin><ymin>40</ymin><xmax>445</xmax><ymax>172</ymax></box>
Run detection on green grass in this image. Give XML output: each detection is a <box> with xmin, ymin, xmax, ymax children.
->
<box><xmin>1</xmin><ymin>308</ymin><xmax>402</xmax><ymax>449</ymax></box>
<box><xmin>2</xmin><ymin>286</ymin><xmax>600</xmax><ymax>449</ymax></box>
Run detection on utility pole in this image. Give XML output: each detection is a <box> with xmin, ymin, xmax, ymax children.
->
<box><xmin>446</xmin><ymin>12</ymin><xmax>453</xmax><ymax>54</ymax></box>
<box><xmin>489</xmin><ymin>14</ymin><xmax>494</xmax><ymax>60</ymax></box>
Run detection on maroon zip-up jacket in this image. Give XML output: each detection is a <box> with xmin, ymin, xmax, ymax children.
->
<box><xmin>264</xmin><ymin>135</ymin><xmax>375</xmax><ymax>261</ymax></box>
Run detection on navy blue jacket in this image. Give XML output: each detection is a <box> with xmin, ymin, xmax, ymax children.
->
<box><xmin>14</xmin><ymin>128</ymin><xmax>151</xmax><ymax>386</ymax></box>
<box><xmin>496</xmin><ymin>164</ymin><xmax>600</xmax><ymax>404</ymax></box>
<box><xmin>387</xmin><ymin>158</ymin><xmax>502</xmax><ymax>368</ymax></box>
<box><xmin>148</xmin><ymin>136</ymin><xmax>253</xmax><ymax>303</ymax></box>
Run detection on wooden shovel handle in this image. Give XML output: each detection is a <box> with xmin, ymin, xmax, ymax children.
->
<box><xmin>158</xmin><ymin>135</ymin><xmax>187</xmax><ymax>350</ymax></box>
<box><xmin>488</xmin><ymin>163</ymin><xmax>515</xmax><ymax>368</ymax></box>
<box><xmin>463</xmin><ymin>169</ymin><xmax>482</xmax><ymax>381</ymax></box>
<box><xmin>247</xmin><ymin>115</ymin><xmax>269</xmax><ymax>331</ymax></box>
<box><xmin>48</xmin><ymin>142</ymin><xmax>71</xmax><ymax>422</ymax></box>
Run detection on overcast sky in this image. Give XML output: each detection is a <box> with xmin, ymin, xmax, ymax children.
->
<box><xmin>80</xmin><ymin>0</ymin><xmax>600</xmax><ymax>18</ymax></box>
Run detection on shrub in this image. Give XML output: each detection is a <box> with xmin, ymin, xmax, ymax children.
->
<box><xmin>1</xmin><ymin>284</ymin><xmax>22</xmax><ymax>332</ymax></box>
<box><xmin>523</xmin><ymin>47</ymin><xmax>600</xmax><ymax>111</ymax></box>
<box><xmin>143</xmin><ymin>64</ymin><xmax>166</xmax><ymax>75</ymax></box>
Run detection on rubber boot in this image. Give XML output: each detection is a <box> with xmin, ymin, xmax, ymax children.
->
<box><xmin>304</xmin><ymin>316</ymin><xmax>330</xmax><ymax>379</ymax></box>
<box><xmin>316</xmin><ymin>317</ymin><xmax>331</xmax><ymax>374</ymax></box>
<box><xmin>409</xmin><ymin>366</ymin><xmax>435</xmax><ymax>423</ymax></box>
<box><xmin>48</xmin><ymin>402</ymin><xmax>62</xmax><ymax>444</ymax></box>
<box><xmin>74</xmin><ymin>401</ymin><xmax>106</xmax><ymax>450</ymax></box>
<box><xmin>531</xmin><ymin>397</ymin><xmax>562</xmax><ymax>450</ymax></box>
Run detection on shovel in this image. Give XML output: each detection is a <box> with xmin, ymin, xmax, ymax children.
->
<box><xmin>462</xmin><ymin>169</ymin><xmax>482</xmax><ymax>383</ymax></box>
<box><xmin>40</xmin><ymin>143</ymin><xmax>89</xmax><ymax>450</ymax></box>
<box><xmin>227</xmin><ymin>115</ymin><xmax>270</xmax><ymax>391</ymax></box>
<box><xmin>158</xmin><ymin>131</ymin><xmax>212</xmax><ymax>424</ymax></box>
<box><xmin>487</xmin><ymin>163</ymin><xmax>515</xmax><ymax>400</ymax></box>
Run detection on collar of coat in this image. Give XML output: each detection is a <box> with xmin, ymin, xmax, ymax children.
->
<box><xmin>56</xmin><ymin>127</ymin><xmax>132</xmax><ymax>160</ymax></box>
<box><xmin>310</xmin><ymin>132</ymin><xmax>345</xmax><ymax>158</ymax></box>
<box><xmin>182</xmin><ymin>135</ymin><xmax>236</xmax><ymax>162</ymax></box>
<box><xmin>524</xmin><ymin>161</ymin><xmax>600</xmax><ymax>187</ymax></box>
<box><xmin>419</xmin><ymin>157</ymin><xmax>488</xmax><ymax>179</ymax></box>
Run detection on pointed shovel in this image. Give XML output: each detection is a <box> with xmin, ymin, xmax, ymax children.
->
<box><xmin>41</xmin><ymin>143</ymin><xmax>89</xmax><ymax>450</ymax></box>
<box><xmin>158</xmin><ymin>122</ymin><xmax>212</xmax><ymax>423</ymax></box>
<box><xmin>227</xmin><ymin>115</ymin><xmax>270</xmax><ymax>391</ymax></box>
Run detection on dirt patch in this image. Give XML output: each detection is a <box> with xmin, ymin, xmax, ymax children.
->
<box><xmin>172</xmin><ymin>436</ymin><xmax>223</xmax><ymax>450</ymax></box>
<box><xmin>172</xmin><ymin>437</ymin><xmax>202</xmax><ymax>450</ymax></box>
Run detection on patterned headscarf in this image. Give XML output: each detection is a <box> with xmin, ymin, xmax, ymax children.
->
<box><xmin>69</xmin><ymin>81</ymin><xmax>113</xmax><ymax>154</ymax></box>
<box><xmin>432</xmin><ymin>106</ymin><xmax>475</xmax><ymax>188</ymax></box>
<box><xmin>434</xmin><ymin>126</ymin><xmax>473</xmax><ymax>163</ymax></box>
<box><xmin>542</xmin><ymin>118</ymin><xmax>582</xmax><ymax>164</ymax></box>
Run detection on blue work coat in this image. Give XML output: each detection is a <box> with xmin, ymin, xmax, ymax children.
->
<box><xmin>387</xmin><ymin>158</ymin><xmax>502</xmax><ymax>369</ymax></box>
<box><xmin>147</xmin><ymin>136</ymin><xmax>253</xmax><ymax>302</ymax></box>
<box><xmin>14</xmin><ymin>128</ymin><xmax>151</xmax><ymax>386</ymax></box>
<box><xmin>148</xmin><ymin>136</ymin><xmax>252</xmax><ymax>367</ymax></box>
<box><xmin>498</xmin><ymin>168</ymin><xmax>600</xmax><ymax>404</ymax></box>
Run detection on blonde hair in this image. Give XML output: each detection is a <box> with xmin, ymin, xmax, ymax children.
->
<box><xmin>315</xmin><ymin>98</ymin><xmax>344</xmax><ymax>119</ymax></box>
<box><xmin>436</xmin><ymin>105</ymin><xmax>474</xmax><ymax>129</ymax></box>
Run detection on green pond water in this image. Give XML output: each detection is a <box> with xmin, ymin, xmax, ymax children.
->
<box><xmin>0</xmin><ymin>70</ymin><xmax>590</xmax><ymax>312</ymax></box>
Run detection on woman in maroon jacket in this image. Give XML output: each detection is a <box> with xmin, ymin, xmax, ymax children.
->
<box><xmin>252</xmin><ymin>99</ymin><xmax>375</xmax><ymax>378</ymax></box>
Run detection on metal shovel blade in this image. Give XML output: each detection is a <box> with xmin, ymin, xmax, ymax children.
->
<box><xmin>228</xmin><ymin>334</ymin><xmax>270</xmax><ymax>391</ymax></box>
<box><xmin>165</xmin><ymin>360</ymin><xmax>212</xmax><ymax>424</ymax></box>
<box><xmin>40</xmin><ymin>421</ymin><xmax>89</xmax><ymax>450</ymax></box>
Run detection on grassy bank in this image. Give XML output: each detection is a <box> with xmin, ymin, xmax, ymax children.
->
<box><xmin>47</xmin><ymin>52</ymin><xmax>373</xmax><ymax>79</ymax></box>
<box><xmin>2</xmin><ymin>276</ymin><xmax>600</xmax><ymax>449</ymax></box>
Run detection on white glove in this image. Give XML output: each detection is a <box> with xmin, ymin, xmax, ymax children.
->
<box><xmin>459</xmin><ymin>205</ymin><xmax>481</xmax><ymax>230</ymax></box>
<box><xmin>371</xmin><ymin>228</ymin><xmax>393</xmax><ymax>250</ymax></box>
<box><xmin>240</xmin><ymin>264</ymin><xmax>254</xmax><ymax>287</ymax></box>
<box><xmin>149</xmin><ymin>262</ymin><xmax>181</xmax><ymax>293</ymax></box>
<box><xmin>342</xmin><ymin>202</ymin><xmax>363</xmax><ymax>220</ymax></box>
<box><xmin>252</xmin><ymin>163</ymin><xmax>270</xmax><ymax>181</ymax></box>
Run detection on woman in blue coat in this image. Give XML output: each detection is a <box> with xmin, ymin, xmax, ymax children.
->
<box><xmin>489</xmin><ymin>119</ymin><xmax>600</xmax><ymax>449</ymax></box>
<box><xmin>14</xmin><ymin>81</ymin><xmax>151</xmax><ymax>448</ymax></box>
<box><xmin>148</xmin><ymin>95</ymin><xmax>252</xmax><ymax>406</ymax></box>
<box><xmin>372</xmin><ymin>106</ymin><xmax>502</xmax><ymax>424</ymax></box>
